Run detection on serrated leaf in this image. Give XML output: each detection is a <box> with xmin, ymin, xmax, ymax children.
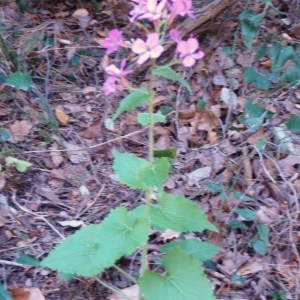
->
<box><xmin>235</xmin><ymin>208</ymin><xmax>256</xmax><ymax>221</ymax></box>
<box><xmin>113</xmin><ymin>150</ymin><xmax>170</xmax><ymax>189</ymax></box>
<box><xmin>139</xmin><ymin>248</ymin><xmax>215</xmax><ymax>300</ymax></box>
<box><xmin>160</xmin><ymin>239</ymin><xmax>219</xmax><ymax>262</ymax></box>
<box><xmin>151</xmin><ymin>192</ymin><xmax>218</xmax><ymax>233</ymax></box>
<box><xmin>112</xmin><ymin>88</ymin><xmax>153</xmax><ymax>121</ymax></box>
<box><xmin>153</xmin><ymin>66</ymin><xmax>192</xmax><ymax>93</ymax></box>
<box><xmin>5</xmin><ymin>157</ymin><xmax>32</xmax><ymax>172</ymax></box>
<box><xmin>137</xmin><ymin>113</ymin><xmax>166</xmax><ymax>126</ymax></box>
<box><xmin>41</xmin><ymin>207</ymin><xmax>150</xmax><ymax>276</ymax></box>
<box><xmin>5</xmin><ymin>71</ymin><xmax>33</xmax><ymax>91</ymax></box>
<box><xmin>286</xmin><ymin>115</ymin><xmax>300</xmax><ymax>133</ymax></box>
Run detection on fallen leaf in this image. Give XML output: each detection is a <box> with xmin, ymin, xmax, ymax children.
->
<box><xmin>8</xmin><ymin>287</ymin><xmax>45</xmax><ymax>300</ymax></box>
<box><xmin>8</xmin><ymin>120</ymin><xmax>33</xmax><ymax>143</ymax></box>
<box><xmin>64</xmin><ymin>142</ymin><xmax>89</xmax><ymax>164</ymax></box>
<box><xmin>161</xmin><ymin>229</ymin><xmax>180</xmax><ymax>241</ymax></box>
<box><xmin>50</xmin><ymin>144</ymin><xmax>64</xmax><ymax>167</ymax></box>
<box><xmin>72</xmin><ymin>8</ymin><xmax>89</xmax><ymax>18</ymax></box>
<box><xmin>108</xmin><ymin>285</ymin><xmax>139</xmax><ymax>300</ymax></box>
<box><xmin>220</xmin><ymin>87</ymin><xmax>238</xmax><ymax>112</ymax></box>
<box><xmin>188</xmin><ymin>167</ymin><xmax>212</xmax><ymax>185</ymax></box>
<box><xmin>55</xmin><ymin>108</ymin><xmax>69</xmax><ymax>125</ymax></box>
<box><xmin>82</xmin><ymin>86</ymin><xmax>96</xmax><ymax>99</ymax></box>
<box><xmin>57</xmin><ymin>220</ymin><xmax>84</xmax><ymax>228</ymax></box>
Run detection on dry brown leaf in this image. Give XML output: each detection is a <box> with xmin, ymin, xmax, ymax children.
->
<box><xmin>247</xmin><ymin>128</ymin><xmax>266</xmax><ymax>145</ymax></box>
<box><xmin>278</xmin><ymin>155</ymin><xmax>300</xmax><ymax>177</ymax></box>
<box><xmin>108</xmin><ymin>285</ymin><xmax>139</xmax><ymax>300</ymax></box>
<box><xmin>55</xmin><ymin>108</ymin><xmax>69</xmax><ymax>125</ymax></box>
<box><xmin>82</xmin><ymin>86</ymin><xmax>96</xmax><ymax>99</ymax></box>
<box><xmin>72</xmin><ymin>8</ymin><xmax>89</xmax><ymax>18</ymax></box>
<box><xmin>238</xmin><ymin>259</ymin><xmax>264</xmax><ymax>276</ymax></box>
<box><xmin>50</xmin><ymin>144</ymin><xmax>64</xmax><ymax>167</ymax></box>
<box><xmin>196</xmin><ymin>111</ymin><xmax>219</xmax><ymax>131</ymax></box>
<box><xmin>161</xmin><ymin>229</ymin><xmax>180</xmax><ymax>241</ymax></box>
<box><xmin>9</xmin><ymin>287</ymin><xmax>45</xmax><ymax>300</ymax></box>
<box><xmin>8</xmin><ymin>120</ymin><xmax>33</xmax><ymax>143</ymax></box>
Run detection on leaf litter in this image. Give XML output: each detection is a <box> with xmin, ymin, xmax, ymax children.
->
<box><xmin>0</xmin><ymin>0</ymin><xmax>300</xmax><ymax>299</ymax></box>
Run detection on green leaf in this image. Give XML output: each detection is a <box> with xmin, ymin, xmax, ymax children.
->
<box><xmin>282</xmin><ymin>66</ymin><xmax>300</xmax><ymax>84</ymax></box>
<box><xmin>246</xmin><ymin>117</ymin><xmax>263</xmax><ymax>131</ymax></box>
<box><xmin>160</xmin><ymin>239</ymin><xmax>219</xmax><ymax>262</ymax></box>
<box><xmin>139</xmin><ymin>248</ymin><xmax>215</xmax><ymax>300</ymax></box>
<box><xmin>113</xmin><ymin>150</ymin><xmax>170</xmax><ymax>189</ymax></box>
<box><xmin>243</xmin><ymin>67</ymin><xmax>271</xmax><ymax>89</ymax></box>
<box><xmin>153</xmin><ymin>66</ymin><xmax>192</xmax><ymax>93</ymax></box>
<box><xmin>252</xmin><ymin>239</ymin><xmax>268</xmax><ymax>255</ymax></box>
<box><xmin>5</xmin><ymin>157</ymin><xmax>32</xmax><ymax>172</ymax></box>
<box><xmin>255</xmin><ymin>44</ymin><xmax>268</xmax><ymax>61</ymax></box>
<box><xmin>286</xmin><ymin>115</ymin><xmax>300</xmax><ymax>133</ymax></box>
<box><xmin>229</xmin><ymin>219</ymin><xmax>248</xmax><ymax>230</ymax></box>
<box><xmin>235</xmin><ymin>208</ymin><xmax>256</xmax><ymax>221</ymax></box>
<box><xmin>5</xmin><ymin>71</ymin><xmax>34</xmax><ymax>91</ymax></box>
<box><xmin>41</xmin><ymin>207</ymin><xmax>150</xmax><ymax>276</ymax></box>
<box><xmin>239</xmin><ymin>12</ymin><xmax>266</xmax><ymax>48</ymax></box>
<box><xmin>15</xmin><ymin>253</ymin><xmax>40</xmax><ymax>267</ymax></box>
<box><xmin>151</xmin><ymin>192</ymin><xmax>218</xmax><ymax>233</ymax></box>
<box><xmin>0</xmin><ymin>129</ymin><xmax>10</xmax><ymax>142</ymax></box>
<box><xmin>206</xmin><ymin>182</ymin><xmax>223</xmax><ymax>195</ymax></box>
<box><xmin>240</xmin><ymin>20</ymin><xmax>258</xmax><ymax>49</ymax></box>
<box><xmin>270</xmin><ymin>43</ymin><xmax>294</xmax><ymax>73</ymax></box>
<box><xmin>0</xmin><ymin>284</ymin><xmax>12</xmax><ymax>300</ymax></box>
<box><xmin>112</xmin><ymin>88</ymin><xmax>153</xmax><ymax>121</ymax></box>
<box><xmin>257</xmin><ymin>224</ymin><xmax>269</xmax><ymax>244</ymax></box>
<box><xmin>137</xmin><ymin>113</ymin><xmax>166</xmax><ymax>126</ymax></box>
<box><xmin>230</xmin><ymin>274</ymin><xmax>247</xmax><ymax>285</ymax></box>
<box><xmin>154</xmin><ymin>147</ymin><xmax>177</xmax><ymax>159</ymax></box>
<box><xmin>231</xmin><ymin>191</ymin><xmax>254</xmax><ymax>202</ymax></box>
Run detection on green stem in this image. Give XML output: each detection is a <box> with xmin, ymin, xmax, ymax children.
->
<box><xmin>140</xmin><ymin>61</ymin><xmax>156</xmax><ymax>286</ymax></box>
<box><xmin>113</xmin><ymin>264</ymin><xmax>137</xmax><ymax>284</ymax></box>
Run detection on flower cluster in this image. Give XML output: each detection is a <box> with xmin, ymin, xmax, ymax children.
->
<box><xmin>101</xmin><ymin>0</ymin><xmax>204</xmax><ymax>94</ymax></box>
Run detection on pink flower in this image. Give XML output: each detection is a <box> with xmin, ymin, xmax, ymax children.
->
<box><xmin>105</xmin><ymin>59</ymin><xmax>133</xmax><ymax>77</ymax></box>
<box><xmin>102</xmin><ymin>29</ymin><xmax>123</xmax><ymax>55</ymax></box>
<box><xmin>176</xmin><ymin>37</ymin><xmax>205</xmax><ymax>67</ymax></box>
<box><xmin>102</xmin><ymin>59</ymin><xmax>133</xmax><ymax>95</ymax></box>
<box><xmin>132</xmin><ymin>33</ymin><xmax>164</xmax><ymax>65</ymax></box>
<box><xmin>170</xmin><ymin>0</ymin><xmax>193</xmax><ymax>17</ymax></box>
<box><xmin>169</xmin><ymin>28</ymin><xmax>181</xmax><ymax>42</ymax></box>
<box><xmin>103</xmin><ymin>76</ymin><xmax>117</xmax><ymax>95</ymax></box>
<box><xmin>129</xmin><ymin>0</ymin><xmax>167</xmax><ymax>22</ymax></box>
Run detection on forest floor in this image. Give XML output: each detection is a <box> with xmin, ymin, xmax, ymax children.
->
<box><xmin>0</xmin><ymin>0</ymin><xmax>300</xmax><ymax>299</ymax></box>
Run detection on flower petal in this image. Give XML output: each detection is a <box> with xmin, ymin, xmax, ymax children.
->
<box><xmin>187</xmin><ymin>38</ymin><xmax>199</xmax><ymax>52</ymax></box>
<box><xmin>132</xmin><ymin>38</ymin><xmax>147</xmax><ymax>54</ymax></box>
<box><xmin>182</xmin><ymin>56</ymin><xmax>196</xmax><ymax>67</ymax></box>
<box><xmin>137</xmin><ymin>52</ymin><xmax>150</xmax><ymax>65</ymax></box>
<box><xmin>149</xmin><ymin>45</ymin><xmax>164</xmax><ymax>58</ymax></box>
<box><xmin>105</xmin><ymin>64</ymin><xmax>121</xmax><ymax>76</ymax></box>
<box><xmin>146</xmin><ymin>32</ymin><xmax>160</xmax><ymax>48</ymax></box>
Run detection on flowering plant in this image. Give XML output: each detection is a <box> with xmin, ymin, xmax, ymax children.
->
<box><xmin>41</xmin><ymin>1</ymin><xmax>217</xmax><ymax>299</ymax></box>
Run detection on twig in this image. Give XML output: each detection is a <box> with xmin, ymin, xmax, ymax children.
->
<box><xmin>11</xmin><ymin>190</ymin><xmax>65</xmax><ymax>239</ymax></box>
<box><xmin>18</xmin><ymin>127</ymin><xmax>148</xmax><ymax>154</ymax></box>
<box><xmin>0</xmin><ymin>259</ymin><xmax>27</xmax><ymax>268</ymax></box>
